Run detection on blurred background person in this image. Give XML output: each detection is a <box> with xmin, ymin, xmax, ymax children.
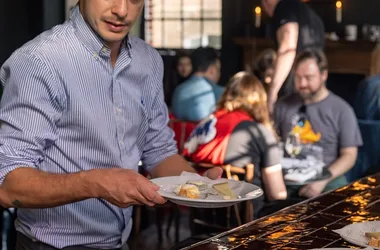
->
<box><xmin>175</xmin><ymin>50</ymin><xmax>192</xmax><ymax>83</ymax></box>
<box><xmin>165</xmin><ymin>51</ymin><xmax>192</xmax><ymax>109</ymax></box>
<box><xmin>183</xmin><ymin>72</ymin><xmax>287</xmax><ymax>217</ymax></box>
<box><xmin>171</xmin><ymin>47</ymin><xmax>224</xmax><ymax>122</ymax></box>
<box><xmin>261</xmin><ymin>0</ymin><xmax>325</xmax><ymax>113</ymax></box>
<box><xmin>274</xmin><ymin>49</ymin><xmax>362</xmax><ymax>198</ymax></box>
<box><xmin>252</xmin><ymin>49</ymin><xmax>277</xmax><ymax>93</ymax></box>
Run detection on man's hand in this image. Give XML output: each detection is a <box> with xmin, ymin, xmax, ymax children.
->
<box><xmin>90</xmin><ymin>168</ymin><xmax>166</xmax><ymax>208</ymax></box>
<box><xmin>298</xmin><ymin>179</ymin><xmax>329</xmax><ymax>198</ymax></box>
<box><xmin>203</xmin><ymin>167</ymin><xmax>223</xmax><ymax>180</ymax></box>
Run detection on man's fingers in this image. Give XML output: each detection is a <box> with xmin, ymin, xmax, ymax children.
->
<box><xmin>204</xmin><ymin>167</ymin><xmax>223</xmax><ymax>180</ymax></box>
<box><xmin>298</xmin><ymin>186</ymin><xmax>308</xmax><ymax>197</ymax></box>
<box><xmin>137</xmin><ymin>184</ymin><xmax>166</xmax><ymax>205</ymax></box>
<box><xmin>132</xmin><ymin>191</ymin><xmax>156</xmax><ymax>207</ymax></box>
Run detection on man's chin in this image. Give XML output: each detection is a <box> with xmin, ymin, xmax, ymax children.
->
<box><xmin>299</xmin><ymin>92</ymin><xmax>312</xmax><ymax>99</ymax></box>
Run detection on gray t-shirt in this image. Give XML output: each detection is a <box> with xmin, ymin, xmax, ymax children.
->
<box><xmin>224</xmin><ymin>121</ymin><xmax>281</xmax><ymax>207</ymax></box>
<box><xmin>274</xmin><ymin>92</ymin><xmax>363</xmax><ymax>166</ymax></box>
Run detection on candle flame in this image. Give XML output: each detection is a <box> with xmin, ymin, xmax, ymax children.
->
<box><xmin>336</xmin><ymin>1</ymin><xmax>342</xmax><ymax>9</ymax></box>
<box><xmin>255</xmin><ymin>6</ymin><xmax>261</xmax><ymax>15</ymax></box>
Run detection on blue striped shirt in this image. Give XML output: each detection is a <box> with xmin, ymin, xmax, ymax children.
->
<box><xmin>0</xmin><ymin>6</ymin><xmax>177</xmax><ymax>249</ymax></box>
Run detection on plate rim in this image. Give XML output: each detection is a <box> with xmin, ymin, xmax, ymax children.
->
<box><xmin>150</xmin><ymin>176</ymin><xmax>263</xmax><ymax>204</ymax></box>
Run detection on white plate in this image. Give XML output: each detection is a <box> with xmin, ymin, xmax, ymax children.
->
<box><xmin>333</xmin><ymin>221</ymin><xmax>380</xmax><ymax>250</ymax></box>
<box><xmin>150</xmin><ymin>176</ymin><xmax>263</xmax><ymax>208</ymax></box>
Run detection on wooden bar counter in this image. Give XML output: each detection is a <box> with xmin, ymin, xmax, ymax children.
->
<box><xmin>234</xmin><ymin>37</ymin><xmax>378</xmax><ymax>76</ymax></box>
<box><xmin>183</xmin><ymin>173</ymin><xmax>380</xmax><ymax>249</ymax></box>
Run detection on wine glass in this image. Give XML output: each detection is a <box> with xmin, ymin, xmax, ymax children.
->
<box><xmin>285</xmin><ymin>132</ymin><xmax>302</xmax><ymax>158</ymax></box>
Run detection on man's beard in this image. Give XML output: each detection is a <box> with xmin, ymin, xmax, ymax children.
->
<box><xmin>299</xmin><ymin>81</ymin><xmax>325</xmax><ymax>101</ymax></box>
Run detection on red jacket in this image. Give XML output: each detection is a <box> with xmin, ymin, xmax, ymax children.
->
<box><xmin>183</xmin><ymin>109</ymin><xmax>252</xmax><ymax>165</ymax></box>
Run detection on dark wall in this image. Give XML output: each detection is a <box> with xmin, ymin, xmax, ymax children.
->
<box><xmin>43</xmin><ymin>0</ymin><xmax>65</xmax><ymax>31</ymax></box>
<box><xmin>0</xmin><ymin>0</ymin><xmax>64</xmax><ymax>65</ymax></box>
<box><xmin>0</xmin><ymin>0</ymin><xmax>5</xmax><ymax>64</ymax></box>
<box><xmin>0</xmin><ymin>0</ymin><xmax>44</xmax><ymax>64</ymax></box>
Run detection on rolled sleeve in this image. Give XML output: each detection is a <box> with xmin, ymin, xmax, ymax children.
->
<box><xmin>0</xmin><ymin>51</ymin><xmax>64</xmax><ymax>185</ymax></box>
<box><xmin>141</xmin><ymin>50</ymin><xmax>178</xmax><ymax>171</ymax></box>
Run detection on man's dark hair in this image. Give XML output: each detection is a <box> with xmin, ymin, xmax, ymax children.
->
<box><xmin>191</xmin><ymin>47</ymin><xmax>219</xmax><ymax>73</ymax></box>
<box><xmin>294</xmin><ymin>48</ymin><xmax>328</xmax><ymax>72</ymax></box>
<box><xmin>252</xmin><ymin>49</ymin><xmax>276</xmax><ymax>82</ymax></box>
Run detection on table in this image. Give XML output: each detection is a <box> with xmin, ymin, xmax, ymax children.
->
<box><xmin>182</xmin><ymin>173</ymin><xmax>380</xmax><ymax>250</ymax></box>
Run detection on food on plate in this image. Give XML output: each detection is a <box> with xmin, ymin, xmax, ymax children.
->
<box><xmin>174</xmin><ymin>184</ymin><xmax>200</xmax><ymax>199</ymax></box>
<box><xmin>212</xmin><ymin>182</ymin><xmax>236</xmax><ymax>200</ymax></box>
<box><xmin>186</xmin><ymin>180</ymin><xmax>208</xmax><ymax>191</ymax></box>
<box><xmin>368</xmin><ymin>237</ymin><xmax>380</xmax><ymax>247</ymax></box>
<box><xmin>365</xmin><ymin>231</ymin><xmax>380</xmax><ymax>247</ymax></box>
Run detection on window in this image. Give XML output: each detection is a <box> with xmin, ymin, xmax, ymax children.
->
<box><xmin>144</xmin><ymin>0</ymin><xmax>222</xmax><ymax>49</ymax></box>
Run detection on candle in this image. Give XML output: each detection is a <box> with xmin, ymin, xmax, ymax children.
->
<box><xmin>336</xmin><ymin>1</ymin><xmax>342</xmax><ymax>23</ymax></box>
<box><xmin>255</xmin><ymin>6</ymin><xmax>261</xmax><ymax>28</ymax></box>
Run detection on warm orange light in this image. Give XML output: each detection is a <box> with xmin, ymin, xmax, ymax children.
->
<box><xmin>336</xmin><ymin>1</ymin><xmax>342</xmax><ymax>9</ymax></box>
<box><xmin>255</xmin><ymin>6</ymin><xmax>261</xmax><ymax>15</ymax></box>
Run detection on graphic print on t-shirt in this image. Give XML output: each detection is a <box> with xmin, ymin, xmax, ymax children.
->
<box><xmin>184</xmin><ymin>115</ymin><xmax>217</xmax><ymax>154</ymax></box>
<box><xmin>291</xmin><ymin>116</ymin><xmax>321</xmax><ymax>144</ymax></box>
<box><xmin>285</xmin><ymin>111</ymin><xmax>323</xmax><ymax>160</ymax></box>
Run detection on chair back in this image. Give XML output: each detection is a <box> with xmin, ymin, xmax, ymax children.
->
<box><xmin>168</xmin><ymin>117</ymin><xmax>197</xmax><ymax>153</ymax></box>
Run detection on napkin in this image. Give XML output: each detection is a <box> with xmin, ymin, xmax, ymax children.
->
<box><xmin>284</xmin><ymin>168</ymin><xmax>318</xmax><ymax>183</ymax></box>
<box><xmin>333</xmin><ymin>221</ymin><xmax>380</xmax><ymax>249</ymax></box>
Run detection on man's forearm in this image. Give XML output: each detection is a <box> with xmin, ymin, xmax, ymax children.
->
<box><xmin>149</xmin><ymin>154</ymin><xmax>195</xmax><ymax>178</ymax></box>
<box><xmin>327</xmin><ymin>154</ymin><xmax>357</xmax><ymax>181</ymax></box>
<box><xmin>0</xmin><ymin>167</ymin><xmax>96</xmax><ymax>208</ymax></box>
<box><xmin>270</xmin><ymin>50</ymin><xmax>296</xmax><ymax>95</ymax></box>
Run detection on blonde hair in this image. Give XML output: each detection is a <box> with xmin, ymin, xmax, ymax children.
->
<box><xmin>217</xmin><ymin>72</ymin><xmax>275</xmax><ymax>132</ymax></box>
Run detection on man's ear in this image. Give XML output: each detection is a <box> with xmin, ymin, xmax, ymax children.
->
<box><xmin>322</xmin><ymin>69</ymin><xmax>328</xmax><ymax>82</ymax></box>
<box><xmin>207</xmin><ymin>64</ymin><xmax>216</xmax><ymax>76</ymax></box>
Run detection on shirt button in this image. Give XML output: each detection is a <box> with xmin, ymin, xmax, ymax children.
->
<box><xmin>120</xmin><ymin>141</ymin><xmax>124</xmax><ymax>145</ymax></box>
<box><xmin>115</xmin><ymin>108</ymin><xmax>122</xmax><ymax>114</ymax></box>
<box><xmin>102</xmin><ymin>47</ymin><xmax>108</xmax><ymax>53</ymax></box>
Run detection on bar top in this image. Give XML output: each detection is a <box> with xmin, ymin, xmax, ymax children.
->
<box><xmin>183</xmin><ymin>173</ymin><xmax>380</xmax><ymax>250</ymax></box>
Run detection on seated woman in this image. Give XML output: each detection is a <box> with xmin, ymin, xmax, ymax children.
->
<box><xmin>183</xmin><ymin>72</ymin><xmax>287</xmax><ymax>213</ymax></box>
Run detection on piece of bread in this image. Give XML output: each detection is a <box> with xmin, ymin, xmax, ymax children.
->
<box><xmin>174</xmin><ymin>184</ymin><xmax>200</xmax><ymax>199</ymax></box>
<box><xmin>186</xmin><ymin>180</ymin><xmax>208</xmax><ymax>191</ymax></box>
<box><xmin>365</xmin><ymin>232</ymin><xmax>380</xmax><ymax>247</ymax></box>
<box><xmin>368</xmin><ymin>237</ymin><xmax>380</xmax><ymax>247</ymax></box>
<box><xmin>212</xmin><ymin>182</ymin><xmax>236</xmax><ymax>200</ymax></box>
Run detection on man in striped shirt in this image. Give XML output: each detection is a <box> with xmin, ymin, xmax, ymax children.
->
<box><xmin>0</xmin><ymin>0</ymin><xmax>221</xmax><ymax>249</ymax></box>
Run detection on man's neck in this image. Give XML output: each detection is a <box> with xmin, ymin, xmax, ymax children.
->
<box><xmin>107</xmin><ymin>42</ymin><xmax>122</xmax><ymax>67</ymax></box>
<box><xmin>193</xmin><ymin>72</ymin><xmax>214</xmax><ymax>83</ymax></box>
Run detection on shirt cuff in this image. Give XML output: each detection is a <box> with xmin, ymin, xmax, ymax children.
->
<box><xmin>0</xmin><ymin>162</ymin><xmax>36</xmax><ymax>186</ymax></box>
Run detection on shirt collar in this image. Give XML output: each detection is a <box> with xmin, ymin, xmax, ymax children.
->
<box><xmin>191</xmin><ymin>75</ymin><xmax>216</xmax><ymax>85</ymax></box>
<box><xmin>70</xmin><ymin>5</ymin><xmax>132</xmax><ymax>56</ymax></box>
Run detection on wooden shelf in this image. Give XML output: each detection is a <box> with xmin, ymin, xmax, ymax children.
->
<box><xmin>233</xmin><ymin>37</ymin><xmax>378</xmax><ymax>75</ymax></box>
